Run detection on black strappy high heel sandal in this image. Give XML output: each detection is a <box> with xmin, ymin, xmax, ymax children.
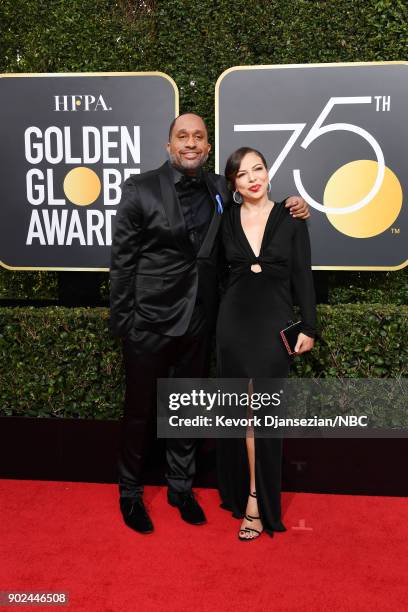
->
<box><xmin>238</xmin><ymin>491</ymin><xmax>264</xmax><ymax>541</ymax></box>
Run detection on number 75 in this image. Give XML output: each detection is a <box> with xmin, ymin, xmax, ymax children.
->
<box><xmin>234</xmin><ymin>96</ymin><xmax>385</xmax><ymax>215</ymax></box>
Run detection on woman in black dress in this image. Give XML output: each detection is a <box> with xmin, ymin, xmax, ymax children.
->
<box><xmin>216</xmin><ymin>147</ymin><xmax>316</xmax><ymax>540</ymax></box>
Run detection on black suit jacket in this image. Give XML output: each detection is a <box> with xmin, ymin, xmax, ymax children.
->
<box><xmin>110</xmin><ymin>161</ymin><xmax>231</xmax><ymax>338</ymax></box>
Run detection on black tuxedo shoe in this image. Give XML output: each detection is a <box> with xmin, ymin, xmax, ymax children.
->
<box><xmin>167</xmin><ymin>491</ymin><xmax>206</xmax><ymax>525</ymax></box>
<box><xmin>120</xmin><ymin>497</ymin><xmax>154</xmax><ymax>534</ymax></box>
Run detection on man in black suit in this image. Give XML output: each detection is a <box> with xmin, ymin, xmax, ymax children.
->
<box><xmin>110</xmin><ymin>113</ymin><xmax>309</xmax><ymax>534</ymax></box>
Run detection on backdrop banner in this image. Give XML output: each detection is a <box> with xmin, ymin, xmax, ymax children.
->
<box><xmin>216</xmin><ymin>62</ymin><xmax>408</xmax><ymax>270</ymax></box>
<box><xmin>0</xmin><ymin>72</ymin><xmax>178</xmax><ymax>271</ymax></box>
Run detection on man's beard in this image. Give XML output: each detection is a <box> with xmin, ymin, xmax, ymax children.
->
<box><xmin>168</xmin><ymin>151</ymin><xmax>209</xmax><ymax>174</ymax></box>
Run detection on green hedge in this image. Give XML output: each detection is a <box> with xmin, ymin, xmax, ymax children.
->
<box><xmin>0</xmin><ymin>307</ymin><xmax>121</xmax><ymax>419</ymax></box>
<box><xmin>328</xmin><ymin>269</ymin><xmax>408</xmax><ymax>306</ymax></box>
<box><xmin>1</xmin><ymin>0</ymin><xmax>407</xmax><ymax>301</ymax></box>
<box><xmin>0</xmin><ymin>304</ymin><xmax>406</xmax><ymax>419</ymax></box>
<box><xmin>0</xmin><ymin>269</ymin><xmax>58</xmax><ymax>300</ymax></box>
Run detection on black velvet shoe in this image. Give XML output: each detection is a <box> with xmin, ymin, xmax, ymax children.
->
<box><xmin>167</xmin><ymin>492</ymin><xmax>207</xmax><ymax>525</ymax></box>
<box><xmin>120</xmin><ymin>497</ymin><xmax>154</xmax><ymax>534</ymax></box>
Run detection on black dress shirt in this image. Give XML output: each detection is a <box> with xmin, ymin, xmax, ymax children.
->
<box><xmin>172</xmin><ymin>166</ymin><xmax>213</xmax><ymax>253</ymax></box>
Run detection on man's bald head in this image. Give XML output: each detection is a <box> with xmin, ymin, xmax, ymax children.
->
<box><xmin>168</xmin><ymin>112</ymin><xmax>208</xmax><ymax>140</ymax></box>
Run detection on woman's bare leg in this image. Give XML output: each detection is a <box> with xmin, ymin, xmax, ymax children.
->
<box><xmin>239</xmin><ymin>432</ymin><xmax>263</xmax><ymax>539</ymax></box>
<box><xmin>247</xmin><ymin>434</ymin><xmax>256</xmax><ymax>493</ymax></box>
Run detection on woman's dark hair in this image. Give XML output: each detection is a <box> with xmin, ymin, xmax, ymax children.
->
<box><xmin>224</xmin><ymin>147</ymin><xmax>268</xmax><ymax>190</ymax></box>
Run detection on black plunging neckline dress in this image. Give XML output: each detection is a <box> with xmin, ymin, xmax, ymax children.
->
<box><xmin>216</xmin><ymin>201</ymin><xmax>316</xmax><ymax>535</ymax></box>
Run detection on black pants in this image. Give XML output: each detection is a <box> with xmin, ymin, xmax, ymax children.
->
<box><xmin>118</xmin><ymin>305</ymin><xmax>210</xmax><ymax>498</ymax></box>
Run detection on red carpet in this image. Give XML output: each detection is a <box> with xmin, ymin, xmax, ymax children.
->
<box><xmin>0</xmin><ymin>480</ymin><xmax>407</xmax><ymax>611</ymax></box>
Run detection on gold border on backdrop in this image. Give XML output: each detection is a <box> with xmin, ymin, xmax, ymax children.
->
<box><xmin>0</xmin><ymin>71</ymin><xmax>179</xmax><ymax>272</ymax></box>
<box><xmin>215</xmin><ymin>61</ymin><xmax>408</xmax><ymax>271</ymax></box>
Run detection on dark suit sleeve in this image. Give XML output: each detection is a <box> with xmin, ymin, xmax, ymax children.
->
<box><xmin>290</xmin><ymin>219</ymin><xmax>316</xmax><ymax>338</ymax></box>
<box><xmin>109</xmin><ymin>179</ymin><xmax>144</xmax><ymax>337</ymax></box>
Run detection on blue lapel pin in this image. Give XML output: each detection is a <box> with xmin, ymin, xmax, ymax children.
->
<box><xmin>215</xmin><ymin>194</ymin><xmax>223</xmax><ymax>214</ymax></box>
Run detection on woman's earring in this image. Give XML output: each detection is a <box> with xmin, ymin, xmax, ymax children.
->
<box><xmin>233</xmin><ymin>190</ymin><xmax>243</xmax><ymax>204</ymax></box>
<box><xmin>267</xmin><ymin>181</ymin><xmax>272</xmax><ymax>194</ymax></box>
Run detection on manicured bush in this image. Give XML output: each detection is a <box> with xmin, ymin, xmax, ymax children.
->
<box><xmin>0</xmin><ymin>269</ymin><xmax>58</xmax><ymax>300</ymax></box>
<box><xmin>1</xmin><ymin>304</ymin><xmax>406</xmax><ymax>419</ymax></box>
<box><xmin>0</xmin><ymin>307</ymin><xmax>121</xmax><ymax>419</ymax></box>
<box><xmin>329</xmin><ymin>269</ymin><xmax>408</xmax><ymax>306</ymax></box>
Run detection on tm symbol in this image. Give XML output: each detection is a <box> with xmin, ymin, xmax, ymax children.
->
<box><xmin>391</xmin><ymin>228</ymin><xmax>400</xmax><ymax>235</ymax></box>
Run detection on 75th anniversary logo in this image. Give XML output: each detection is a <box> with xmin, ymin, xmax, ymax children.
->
<box><xmin>0</xmin><ymin>72</ymin><xmax>178</xmax><ymax>270</ymax></box>
<box><xmin>216</xmin><ymin>62</ymin><xmax>408</xmax><ymax>270</ymax></box>
<box><xmin>0</xmin><ymin>65</ymin><xmax>406</xmax><ymax>271</ymax></box>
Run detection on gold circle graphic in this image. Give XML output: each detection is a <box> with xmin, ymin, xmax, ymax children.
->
<box><xmin>324</xmin><ymin>160</ymin><xmax>402</xmax><ymax>238</ymax></box>
<box><xmin>63</xmin><ymin>167</ymin><xmax>101</xmax><ymax>206</ymax></box>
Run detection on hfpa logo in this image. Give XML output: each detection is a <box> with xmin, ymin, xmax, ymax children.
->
<box><xmin>54</xmin><ymin>94</ymin><xmax>112</xmax><ymax>111</ymax></box>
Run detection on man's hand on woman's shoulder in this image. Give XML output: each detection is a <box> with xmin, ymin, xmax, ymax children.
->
<box><xmin>284</xmin><ymin>196</ymin><xmax>310</xmax><ymax>219</ymax></box>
